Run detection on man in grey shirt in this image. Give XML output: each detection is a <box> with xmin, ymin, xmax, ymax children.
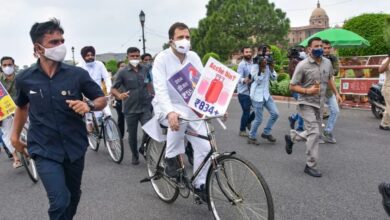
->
<box><xmin>111</xmin><ymin>47</ymin><xmax>152</xmax><ymax>165</ymax></box>
<box><xmin>285</xmin><ymin>37</ymin><xmax>342</xmax><ymax>177</ymax></box>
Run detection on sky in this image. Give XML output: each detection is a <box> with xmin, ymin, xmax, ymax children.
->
<box><xmin>0</xmin><ymin>0</ymin><xmax>390</xmax><ymax>67</ymax></box>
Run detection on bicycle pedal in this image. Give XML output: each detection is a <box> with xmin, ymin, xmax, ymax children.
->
<box><xmin>193</xmin><ymin>196</ymin><xmax>203</xmax><ymax>205</ymax></box>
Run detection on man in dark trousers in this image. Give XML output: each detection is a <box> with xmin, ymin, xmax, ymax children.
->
<box><xmin>111</xmin><ymin>47</ymin><xmax>152</xmax><ymax>165</ymax></box>
<box><xmin>11</xmin><ymin>18</ymin><xmax>106</xmax><ymax>220</ymax></box>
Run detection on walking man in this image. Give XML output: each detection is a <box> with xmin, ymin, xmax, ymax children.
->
<box><xmin>0</xmin><ymin>56</ymin><xmax>22</xmax><ymax>168</ymax></box>
<box><xmin>322</xmin><ymin>39</ymin><xmax>340</xmax><ymax>143</ymax></box>
<box><xmin>285</xmin><ymin>37</ymin><xmax>341</xmax><ymax>177</ymax></box>
<box><xmin>247</xmin><ymin>44</ymin><xmax>279</xmax><ymax>145</ymax></box>
<box><xmin>237</xmin><ymin>46</ymin><xmax>255</xmax><ymax>136</ymax></box>
<box><xmin>111</xmin><ymin>47</ymin><xmax>153</xmax><ymax>165</ymax></box>
<box><xmin>11</xmin><ymin>18</ymin><xmax>106</xmax><ymax>219</ymax></box>
<box><xmin>378</xmin><ymin>53</ymin><xmax>390</xmax><ymax>130</ymax></box>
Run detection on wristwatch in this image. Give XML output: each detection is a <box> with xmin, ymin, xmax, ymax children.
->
<box><xmin>86</xmin><ymin>100</ymin><xmax>96</xmax><ymax>111</ymax></box>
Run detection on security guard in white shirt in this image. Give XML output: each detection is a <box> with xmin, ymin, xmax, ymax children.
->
<box><xmin>152</xmin><ymin>22</ymin><xmax>210</xmax><ymax>201</ymax></box>
<box><xmin>78</xmin><ymin>46</ymin><xmax>112</xmax><ymax>118</ymax></box>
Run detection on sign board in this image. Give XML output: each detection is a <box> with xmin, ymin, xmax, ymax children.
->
<box><xmin>0</xmin><ymin>82</ymin><xmax>16</xmax><ymax>121</ymax></box>
<box><xmin>168</xmin><ymin>63</ymin><xmax>201</xmax><ymax>104</ymax></box>
<box><xmin>340</xmin><ymin>78</ymin><xmax>379</xmax><ymax>95</ymax></box>
<box><xmin>188</xmin><ymin>57</ymin><xmax>240</xmax><ymax>117</ymax></box>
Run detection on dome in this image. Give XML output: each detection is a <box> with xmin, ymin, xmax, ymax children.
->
<box><xmin>309</xmin><ymin>1</ymin><xmax>329</xmax><ymax>27</ymax></box>
<box><xmin>311</xmin><ymin>1</ymin><xmax>328</xmax><ymax>18</ymax></box>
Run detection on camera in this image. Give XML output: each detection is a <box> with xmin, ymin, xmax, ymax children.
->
<box><xmin>254</xmin><ymin>45</ymin><xmax>273</xmax><ymax>67</ymax></box>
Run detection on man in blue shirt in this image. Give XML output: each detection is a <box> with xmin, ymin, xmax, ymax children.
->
<box><xmin>247</xmin><ymin>45</ymin><xmax>279</xmax><ymax>145</ymax></box>
<box><xmin>11</xmin><ymin>18</ymin><xmax>106</xmax><ymax>220</ymax></box>
<box><xmin>237</xmin><ymin>46</ymin><xmax>255</xmax><ymax>137</ymax></box>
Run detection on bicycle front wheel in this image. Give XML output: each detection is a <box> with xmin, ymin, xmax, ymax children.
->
<box><xmin>103</xmin><ymin>117</ymin><xmax>124</xmax><ymax>164</ymax></box>
<box><xmin>146</xmin><ymin>138</ymin><xmax>179</xmax><ymax>203</ymax></box>
<box><xmin>207</xmin><ymin>155</ymin><xmax>274</xmax><ymax>220</ymax></box>
<box><xmin>18</xmin><ymin>153</ymin><xmax>39</xmax><ymax>183</ymax></box>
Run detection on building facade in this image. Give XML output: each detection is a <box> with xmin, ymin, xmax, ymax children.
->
<box><xmin>288</xmin><ymin>1</ymin><xmax>329</xmax><ymax>46</ymax></box>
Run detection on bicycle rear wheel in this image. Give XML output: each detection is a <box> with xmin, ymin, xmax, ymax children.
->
<box><xmin>18</xmin><ymin>152</ymin><xmax>39</xmax><ymax>183</ymax></box>
<box><xmin>146</xmin><ymin>138</ymin><xmax>179</xmax><ymax>203</ymax></box>
<box><xmin>103</xmin><ymin>117</ymin><xmax>124</xmax><ymax>163</ymax></box>
<box><xmin>207</xmin><ymin>154</ymin><xmax>274</xmax><ymax>220</ymax></box>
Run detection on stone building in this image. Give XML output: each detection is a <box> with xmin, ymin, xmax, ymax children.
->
<box><xmin>288</xmin><ymin>1</ymin><xmax>329</xmax><ymax>46</ymax></box>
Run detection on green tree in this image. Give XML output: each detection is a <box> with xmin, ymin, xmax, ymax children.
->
<box><xmin>191</xmin><ymin>0</ymin><xmax>290</xmax><ymax>61</ymax></box>
<box><xmin>384</xmin><ymin>16</ymin><xmax>390</xmax><ymax>51</ymax></box>
<box><xmin>201</xmin><ymin>52</ymin><xmax>221</xmax><ymax>65</ymax></box>
<box><xmin>105</xmin><ymin>60</ymin><xmax>118</xmax><ymax>75</ymax></box>
<box><xmin>339</xmin><ymin>13</ymin><xmax>390</xmax><ymax>56</ymax></box>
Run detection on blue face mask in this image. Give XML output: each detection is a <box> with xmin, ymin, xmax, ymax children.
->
<box><xmin>311</xmin><ymin>48</ymin><xmax>323</xmax><ymax>58</ymax></box>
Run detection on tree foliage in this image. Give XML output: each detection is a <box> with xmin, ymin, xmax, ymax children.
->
<box><xmin>105</xmin><ymin>60</ymin><xmax>118</xmax><ymax>75</ymax></box>
<box><xmin>191</xmin><ymin>0</ymin><xmax>290</xmax><ymax>61</ymax></box>
<box><xmin>339</xmin><ymin>13</ymin><xmax>390</xmax><ymax>56</ymax></box>
<box><xmin>384</xmin><ymin>16</ymin><xmax>390</xmax><ymax>51</ymax></box>
<box><xmin>201</xmin><ymin>52</ymin><xmax>221</xmax><ymax>65</ymax></box>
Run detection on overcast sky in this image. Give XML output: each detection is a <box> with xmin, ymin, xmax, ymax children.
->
<box><xmin>1</xmin><ymin>0</ymin><xmax>390</xmax><ymax>66</ymax></box>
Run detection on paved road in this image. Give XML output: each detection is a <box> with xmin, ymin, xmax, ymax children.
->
<box><xmin>1</xmin><ymin>99</ymin><xmax>389</xmax><ymax>219</ymax></box>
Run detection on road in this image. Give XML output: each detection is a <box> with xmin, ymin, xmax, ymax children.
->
<box><xmin>0</xmin><ymin>99</ymin><xmax>389</xmax><ymax>219</ymax></box>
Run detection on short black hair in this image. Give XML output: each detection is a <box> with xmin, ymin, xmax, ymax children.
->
<box><xmin>258</xmin><ymin>44</ymin><xmax>270</xmax><ymax>51</ymax></box>
<box><xmin>322</xmin><ymin>39</ymin><xmax>331</xmax><ymax>46</ymax></box>
<box><xmin>241</xmin><ymin>46</ymin><xmax>251</xmax><ymax>53</ymax></box>
<box><xmin>117</xmin><ymin>61</ymin><xmax>124</xmax><ymax>68</ymax></box>
<box><xmin>308</xmin><ymin>37</ymin><xmax>322</xmax><ymax>47</ymax></box>
<box><xmin>168</xmin><ymin>22</ymin><xmax>189</xmax><ymax>40</ymax></box>
<box><xmin>29</xmin><ymin>18</ymin><xmax>64</xmax><ymax>44</ymax></box>
<box><xmin>127</xmin><ymin>47</ymin><xmax>140</xmax><ymax>54</ymax></box>
<box><xmin>80</xmin><ymin>46</ymin><xmax>96</xmax><ymax>58</ymax></box>
<box><xmin>141</xmin><ymin>53</ymin><xmax>152</xmax><ymax>61</ymax></box>
<box><xmin>1</xmin><ymin>56</ymin><xmax>15</xmax><ymax>65</ymax></box>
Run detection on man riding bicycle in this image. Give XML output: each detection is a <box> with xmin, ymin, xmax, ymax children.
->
<box><xmin>152</xmin><ymin>22</ymin><xmax>210</xmax><ymax>201</ymax></box>
<box><xmin>78</xmin><ymin>46</ymin><xmax>112</xmax><ymax>122</ymax></box>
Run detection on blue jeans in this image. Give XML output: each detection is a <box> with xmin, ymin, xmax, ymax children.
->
<box><xmin>238</xmin><ymin>94</ymin><xmax>255</xmax><ymax>131</ymax></box>
<box><xmin>249</xmin><ymin>97</ymin><xmax>279</xmax><ymax>139</ymax></box>
<box><xmin>292</xmin><ymin>92</ymin><xmax>304</xmax><ymax>130</ymax></box>
<box><xmin>325</xmin><ymin>94</ymin><xmax>340</xmax><ymax>133</ymax></box>
<box><xmin>35</xmin><ymin>155</ymin><xmax>85</xmax><ymax>220</ymax></box>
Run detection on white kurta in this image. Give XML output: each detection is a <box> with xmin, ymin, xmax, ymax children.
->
<box><xmin>151</xmin><ymin>48</ymin><xmax>210</xmax><ymax>188</ymax></box>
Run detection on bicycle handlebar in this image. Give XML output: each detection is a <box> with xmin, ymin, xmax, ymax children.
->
<box><xmin>179</xmin><ymin>115</ymin><xmax>227</xmax><ymax>130</ymax></box>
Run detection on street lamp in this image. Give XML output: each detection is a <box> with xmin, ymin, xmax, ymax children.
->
<box><xmin>71</xmin><ymin>46</ymin><xmax>75</xmax><ymax>65</ymax></box>
<box><xmin>139</xmin><ymin>10</ymin><xmax>146</xmax><ymax>54</ymax></box>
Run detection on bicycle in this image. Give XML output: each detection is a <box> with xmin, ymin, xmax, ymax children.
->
<box><xmin>10</xmin><ymin>118</ymin><xmax>39</xmax><ymax>183</ymax></box>
<box><xmin>87</xmin><ymin>109</ymin><xmax>124</xmax><ymax>164</ymax></box>
<box><xmin>141</xmin><ymin>116</ymin><xmax>274</xmax><ymax>220</ymax></box>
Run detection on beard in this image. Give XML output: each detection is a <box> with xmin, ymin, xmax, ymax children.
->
<box><xmin>244</xmin><ymin>55</ymin><xmax>252</xmax><ymax>61</ymax></box>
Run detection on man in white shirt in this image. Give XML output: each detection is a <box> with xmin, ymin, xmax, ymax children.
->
<box><xmin>78</xmin><ymin>46</ymin><xmax>112</xmax><ymax>117</ymax></box>
<box><xmin>152</xmin><ymin>22</ymin><xmax>210</xmax><ymax>201</ymax></box>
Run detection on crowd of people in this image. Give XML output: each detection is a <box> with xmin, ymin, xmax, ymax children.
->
<box><xmin>0</xmin><ymin>17</ymin><xmax>389</xmax><ymax>219</ymax></box>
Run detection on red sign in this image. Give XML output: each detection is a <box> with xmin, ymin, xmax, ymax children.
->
<box><xmin>340</xmin><ymin>78</ymin><xmax>379</xmax><ymax>95</ymax></box>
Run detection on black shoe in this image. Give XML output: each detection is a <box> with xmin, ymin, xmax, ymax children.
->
<box><xmin>379</xmin><ymin>125</ymin><xmax>390</xmax><ymax>130</ymax></box>
<box><xmin>261</xmin><ymin>133</ymin><xmax>276</xmax><ymax>142</ymax></box>
<box><xmin>164</xmin><ymin>156</ymin><xmax>181</xmax><ymax>178</ymax></box>
<box><xmin>288</xmin><ymin>115</ymin><xmax>296</xmax><ymax>129</ymax></box>
<box><xmin>131</xmin><ymin>156</ymin><xmax>140</xmax><ymax>165</ymax></box>
<box><xmin>194</xmin><ymin>184</ymin><xmax>208</xmax><ymax>203</ymax></box>
<box><xmin>304</xmin><ymin>165</ymin><xmax>322</xmax><ymax>177</ymax></box>
<box><xmin>285</xmin><ymin>135</ymin><xmax>293</xmax><ymax>154</ymax></box>
<box><xmin>379</xmin><ymin>182</ymin><xmax>390</xmax><ymax>216</ymax></box>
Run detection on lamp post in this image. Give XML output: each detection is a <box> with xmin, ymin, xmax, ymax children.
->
<box><xmin>71</xmin><ymin>46</ymin><xmax>75</xmax><ymax>65</ymax></box>
<box><xmin>139</xmin><ymin>10</ymin><xmax>146</xmax><ymax>54</ymax></box>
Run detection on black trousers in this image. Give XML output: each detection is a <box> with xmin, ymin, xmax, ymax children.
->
<box><xmin>35</xmin><ymin>155</ymin><xmax>85</xmax><ymax>220</ymax></box>
<box><xmin>114</xmin><ymin>100</ymin><xmax>125</xmax><ymax>139</ymax></box>
<box><xmin>125</xmin><ymin>111</ymin><xmax>152</xmax><ymax>159</ymax></box>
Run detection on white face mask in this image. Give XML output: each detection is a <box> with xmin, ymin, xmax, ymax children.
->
<box><xmin>40</xmin><ymin>44</ymin><xmax>67</xmax><ymax>62</ymax></box>
<box><xmin>129</xmin><ymin>59</ymin><xmax>140</xmax><ymax>67</ymax></box>
<box><xmin>2</xmin><ymin>66</ymin><xmax>15</xmax><ymax>75</ymax></box>
<box><xmin>86</xmin><ymin>61</ymin><xmax>95</xmax><ymax>68</ymax></box>
<box><xmin>173</xmin><ymin>39</ymin><xmax>191</xmax><ymax>54</ymax></box>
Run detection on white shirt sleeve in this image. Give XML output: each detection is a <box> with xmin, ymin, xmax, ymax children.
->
<box><xmin>98</xmin><ymin>62</ymin><xmax>112</xmax><ymax>93</ymax></box>
<box><xmin>152</xmin><ymin>54</ymin><xmax>175</xmax><ymax>117</ymax></box>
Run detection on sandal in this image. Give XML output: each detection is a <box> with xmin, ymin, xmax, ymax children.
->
<box><xmin>13</xmin><ymin>160</ymin><xmax>23</xmax><ymax>169</ymax></box>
